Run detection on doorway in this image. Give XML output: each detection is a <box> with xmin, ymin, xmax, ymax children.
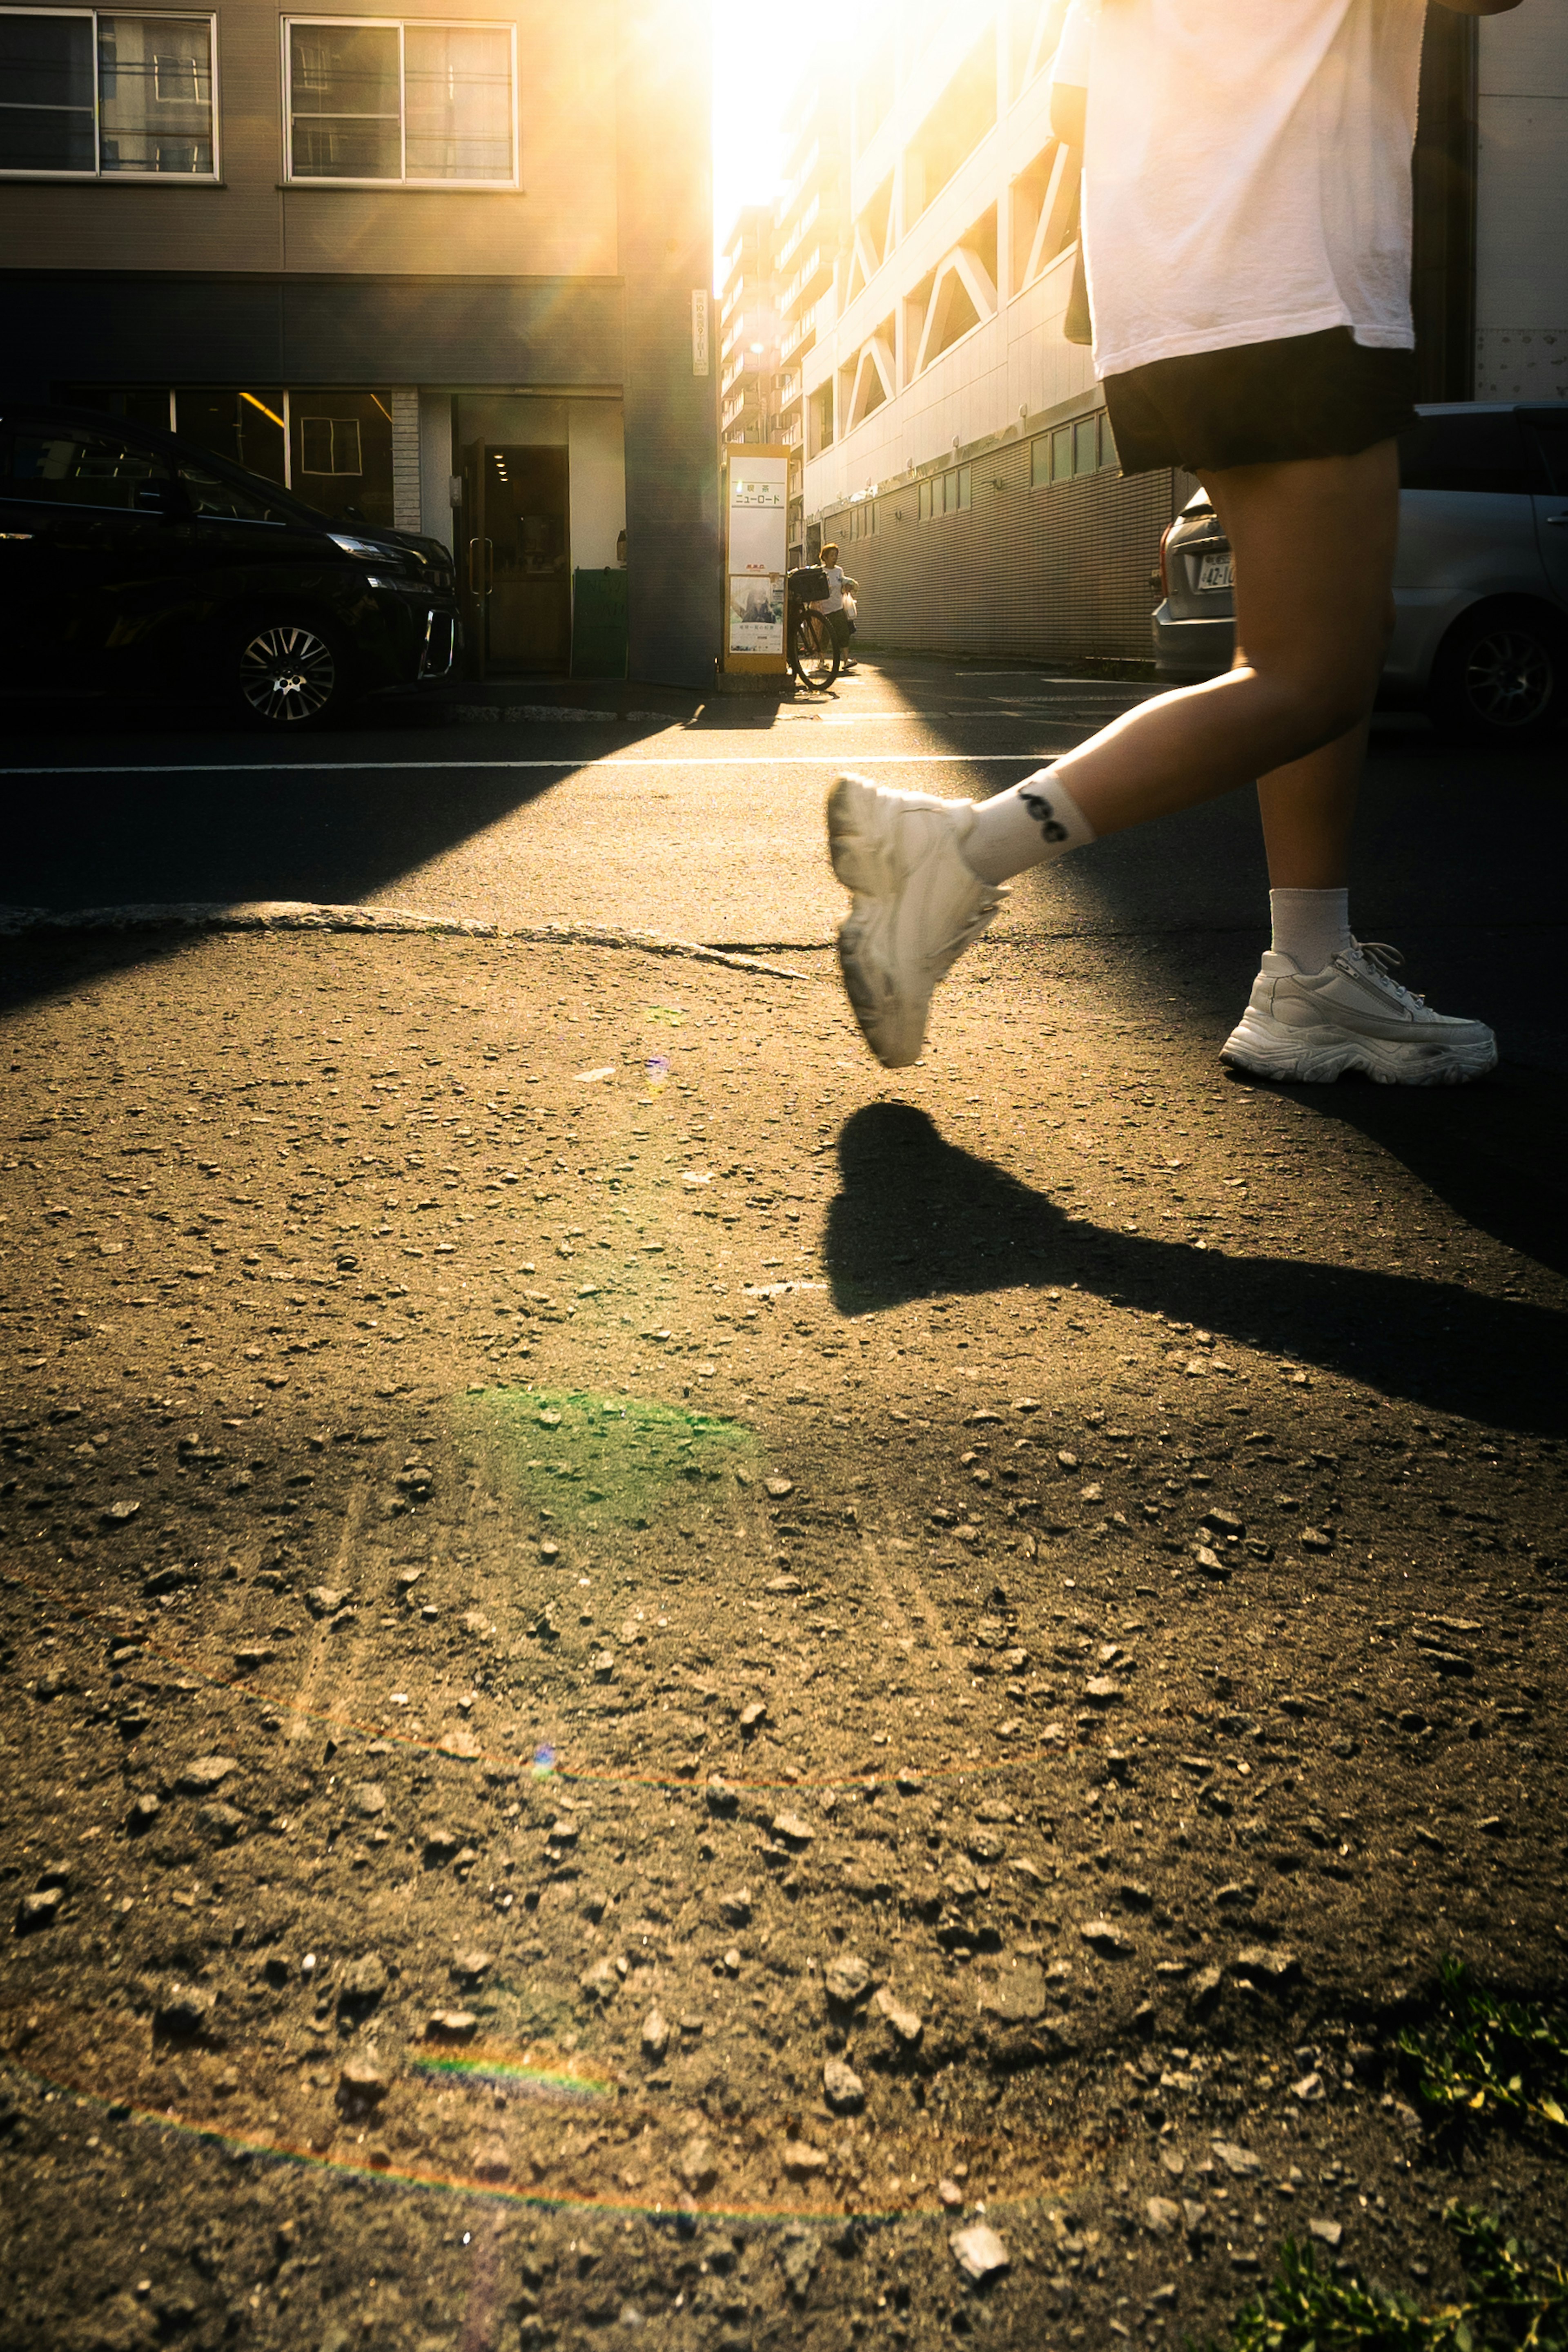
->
<box><xmin>459</xmin><ymin>441</ymin><xmax>570</xmax><ymax>676</ymax></box>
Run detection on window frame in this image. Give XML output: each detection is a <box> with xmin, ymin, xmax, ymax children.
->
<box><xmin>1032</xmin><ymin>410</ymin><xmax>1116</xmax><ymax>489</ymax></box>
<box><xmin>917</xmin><ymin>465</ymin><xmax>972</xmax><ymax>520</ymax></box>
<box><xmin>0</xmin><ymin>3</ymin><xmax>219</xmax><ymax>181</ymax></box>
<box><xmin>281</xmin><ymin>12</ymin><xmax>519</xmax><ymax>190</ymax></box>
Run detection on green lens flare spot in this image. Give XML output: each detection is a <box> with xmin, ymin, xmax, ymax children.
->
<box><xmin>460</xmin><ymin>1387</ymin><xmax>757</xmax><ymax>1527</ymax></box>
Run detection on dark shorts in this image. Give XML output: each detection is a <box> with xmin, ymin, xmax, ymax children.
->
<box><xmin>1103</xmin><ymin>327</ymin><xmax>1418</xmax><ymax>478</ymax></box>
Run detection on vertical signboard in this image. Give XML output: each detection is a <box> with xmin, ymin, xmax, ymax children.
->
<box><xmin>723</xmin><ymin>444</ymin><xmax>788</xmax><ymax>672</ymax></box>
<box><xmin>691</xmin><ymin>289</ymin><xmax>710</xmax><ymax>376</ymax></box>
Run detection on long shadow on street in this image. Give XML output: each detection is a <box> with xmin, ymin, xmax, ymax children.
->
<box><xmin>822</xmin><ymin>1100</ymin><xmax>1568</xmax><ymax>1437</ymax></box>
<box><xmin>0</xmin><ymin>740</ymin><xmax>583</xmax><ymax>914</ymax></box>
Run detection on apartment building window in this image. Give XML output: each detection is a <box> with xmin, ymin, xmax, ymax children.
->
<box><xmin>0</xmin><ymin>9</ymin><xmax>216</xmax><ymax>176</ymax></box>
<box><xmin>918</xmin><ymin>464</ymin><xmax>971</xmax><ymax>519</ymax></box>
<box><xmin>284</xmin><ymin>17</ymin><xmax>515</xmax><ymax>185</ymax></box>
<box><xmin>1031</xmin><ymin>411</ymin><xmax>1117</xmax><ymax>486</ymax></box>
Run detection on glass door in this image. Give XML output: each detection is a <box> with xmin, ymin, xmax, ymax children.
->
<box><xmin>459</xmin><ymin>440</ymin><xmax>570</xmax><ymax>677</ymax></box>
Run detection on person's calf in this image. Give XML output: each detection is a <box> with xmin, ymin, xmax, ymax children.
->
<box><xmin>1049</xmin><ymin>661</ymin><xmax>1375</xmax><ymax>842</ymax></box>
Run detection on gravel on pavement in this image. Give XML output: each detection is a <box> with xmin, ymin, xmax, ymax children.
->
<box><xmin>1</xmin><ymin>894</ymin><xmax>1564</xmax><ymax>2349</ymax></box>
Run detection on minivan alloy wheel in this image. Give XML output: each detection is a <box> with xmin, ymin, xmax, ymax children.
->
<box><xmin>238</xmin><ymin>623</ymin><xmax>337</xmax><ymax>724</ymax></box>
<box><xmin>1459</xmin><ymin>622</ymin><xmax>1554</xmax><ymax>730</ymax></box>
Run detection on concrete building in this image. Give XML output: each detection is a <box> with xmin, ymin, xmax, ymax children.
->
<box><xmin>798</xmin><ymin>0</ymin><xmax>1568</xmax><ymax>662</ymax></box>
<box><xmin>717</xmin><ymin>202</ymin><xmax>778</xmax><ymax>449</ymax></box>
<box><xmin>773</xmin><ymin>73</ymin><xmax>847</xmax><ymax>566</ymax></box>
<box><xmin>0</xmin><ymin>0</ymin><xmax>719</xmax><ymax>685</ymax></box>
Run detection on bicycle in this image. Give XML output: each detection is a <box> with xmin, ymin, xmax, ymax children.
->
<box><xmin>786</xmin><ymin>566</ymin><xmax>842</xmax><ymax>690</ymax></box>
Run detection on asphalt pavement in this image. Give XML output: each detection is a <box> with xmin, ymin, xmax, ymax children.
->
<box><xmin>1</xmin><ymin>660</ymin><xmax>1564</xmax><ymax>2352</ymax></box>
<box><xmin>4</xmin><ymin>658</ymin><xmax>1566</xmax><ymax>1023</ymax></box>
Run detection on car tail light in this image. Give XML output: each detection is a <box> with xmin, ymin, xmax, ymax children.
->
<box><xmin>1158</xmin><ymin>521</ymin><xmax>1176</xmax><ymax>600</ymax></box>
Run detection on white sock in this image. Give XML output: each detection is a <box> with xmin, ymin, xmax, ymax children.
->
<box><xmin>962</xmin><ymin>767</ymin><xmax>1097</xmax><ymax>885</ymax></box>
<box><xmin>1269</xmin><ymin>887</ymin><xmax>1353</xmax><ymax>972</ymax></box>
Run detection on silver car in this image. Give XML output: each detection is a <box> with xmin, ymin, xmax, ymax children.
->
<box><xmin>1151</xmin><ymin>401</ymin><xmax>1568</xmax><ymax>745</ymax></box>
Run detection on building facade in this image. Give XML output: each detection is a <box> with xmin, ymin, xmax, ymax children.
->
<box><xmin>717</xmin><ymin>202</ymin><xmax>778</xmax><ymax>449</ymax></box>
<box><xmin>716</xmin><ymin>80</ymin><xmax>848</xmax><ymax>566</ymax></box>
<box><xmin>0</xmin><ymin>0</ymin><xmax>719</xmax><ymax>685</ymax></box>
<box><xmin>1472</xmin><ymin>2</ymin><xmax>1568</xmax><ymax>403</ymax></box>
<box><xmin>772</xmin><ymin>73</ymin><xmax>846</xmax><ymax>566</ymax></box>
<box><xmin>798</xmin><ymin>0</ymin><xmax>1568</xmax><ymax>662</ymax></box>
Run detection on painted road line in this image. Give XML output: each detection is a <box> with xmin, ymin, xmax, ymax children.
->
<box><xmin>0</xmin><ymin>751</ymin><xmax>1070</xmax><ymax>777</ymax></box>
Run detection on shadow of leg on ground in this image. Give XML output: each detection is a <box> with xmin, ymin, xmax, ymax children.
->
<box><xmin>1278</xmin><ymin>1066</ymin><xmax>1568</xmax><ymax>1281</ymax></box>
<box><xmin>822</xmin><ymin>1102</ymin><xmax>1568</xmax><ymax>1438</ymax></box>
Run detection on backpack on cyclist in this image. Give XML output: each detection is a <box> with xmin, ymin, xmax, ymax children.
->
<box><xmin>786</xmin><ymin>565</ymin><xmax>830</xmax><ymax>605</ymax></box>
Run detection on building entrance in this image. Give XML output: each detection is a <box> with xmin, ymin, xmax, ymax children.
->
<box><xmin>459</xmin><ymin>439</ymin><xmax>570</xmax><ymax>676</ymax></box>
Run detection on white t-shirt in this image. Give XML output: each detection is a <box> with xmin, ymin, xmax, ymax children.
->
<box><xmin>813</xmin><ymin>564</ymin><xmax>848</xmax><ymax>615</ymax></box>
<box><xmin>1056</xmin><ymin>0</ymin><xmax>1427</xmax><ymax>380</ymax></box>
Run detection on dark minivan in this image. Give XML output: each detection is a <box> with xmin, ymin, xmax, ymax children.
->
<box><xmin>0</xmin><ymin>404</ymin><xmax>459</xmax><ymax>728</ymax></box>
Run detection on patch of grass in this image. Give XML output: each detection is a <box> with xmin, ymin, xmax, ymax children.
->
<box><xmin>1394</xmin><ymin>1958</ymin><xmax>1568</xmax><ymax>2136</ymax></box>
<box><xmin>461</xmin><ymin>1387</ymin><xmax>757</xmax><ymax>1528</ymax></box>
<box><xmin>1211</xmin><ymin>2207</ymin><xmax>1567</xmax><ymax>2352</ymax></box>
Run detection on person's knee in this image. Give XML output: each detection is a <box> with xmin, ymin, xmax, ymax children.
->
<box><xmin>1245</xmin><ymin>643</ymin><xmax>1381</xmax><ymax>746</ymax></box>
<box><xmin>1305</xmin><ymin>672</ymin><xmax>1379</xmax><ymax>742</ymax></box>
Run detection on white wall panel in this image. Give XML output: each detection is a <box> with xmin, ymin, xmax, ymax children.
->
<box><xmin>568</xmin><ymin>400</ymin><xmax>628</xmax><ymax>571</ymax></box>
<box><xmin>1473</xmin><ymin>8</ymin><xmax>1568</xmax><ymax>397</ymax></box>
<box><xmin>418</xmin><ymin>390</ymin><xmax>455</xmax><ymax>554</ymax></box>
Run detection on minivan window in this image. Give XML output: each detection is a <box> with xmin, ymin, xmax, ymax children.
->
<box><xmin>4</xmin><ymin>427</ymin><xmax>167</xmax><ymax>507</ymax></box>
<box><xmin>1398</xmin><ymin>412</ymin><xmax>1533</xmax><ymax>496</ymax></box>
<box><xmin>1524</xmin><ymin>415</ymin><xmax>1568</xmax><ymax>496</ymax></box>
<box><xmin>178</xmin><ymin>463</ymin><xmax>292</xmax><ymax>524</ymax></box>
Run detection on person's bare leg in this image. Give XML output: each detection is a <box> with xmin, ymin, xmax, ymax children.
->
<box><xmin>1244</xmin><ymin>720</ymin><xmax>1365</xmax><ymax>975</ymax></box>
<box><xmin>1022</xmin><ymin>442</ymin><xmax>1398</xmax><ymax>841</ymax></box>
<box><xmin>1256</xmin><ymin>720</ymin><xmax>1365</xmax><ymax>887</ymax></box>
<box><xmin>960</xmin><ymin>448</ymin><xmax>1396</xmax><ymax>884</ymax></box>
<box><xmin>1253</xmin><ymin>599</ymin><xmax>1394</xmax><ymax>890</ymax></box>
<box><xmin>828</xmin><ymin>435</ymin><xmax>1494</xmax><ymax>1078</ymax></box>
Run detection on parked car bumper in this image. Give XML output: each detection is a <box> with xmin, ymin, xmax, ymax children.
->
<box><xmin>1152</xmin><ymin>601</ymin><xmax>1234</xmax><ymax>678</ymax></box>
<box><xmin>350</xmin><ymin>586</ymin><xmax>462</xmax><ymax>700</ymax></box>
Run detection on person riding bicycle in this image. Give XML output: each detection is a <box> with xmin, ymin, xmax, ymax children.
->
<box><xmin>813</xmin><ymin>545</ymin><xmax>859</xmax><ymax>674</ymax></box>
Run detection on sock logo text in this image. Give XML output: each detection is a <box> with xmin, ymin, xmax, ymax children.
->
<box><xmin>1019</xmin><ymin>789</ymin><xmax>1070</xmax><ymax>844</ymax></box>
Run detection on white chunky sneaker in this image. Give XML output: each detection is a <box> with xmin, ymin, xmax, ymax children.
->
<box><xmin>826</xmin><ymin>772</ymin><xmax>1005</xmax><ymax>1068</ymax></box>
<box><xmin>1221</xmin><ymin>940</ymin><xmax>1498</xmax><ymax>1086</ymax></box>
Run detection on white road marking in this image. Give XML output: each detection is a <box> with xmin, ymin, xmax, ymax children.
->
<box><xmin>0</xmin><ymin>751</ymin><xmax>1065</xmax><ymax>777</ymax></box>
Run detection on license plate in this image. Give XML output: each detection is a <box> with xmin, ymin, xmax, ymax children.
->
<box><xmin>1196</xmin><ymin>551</ymin><xmax>1234</xmax><ymax>593</ymax></box>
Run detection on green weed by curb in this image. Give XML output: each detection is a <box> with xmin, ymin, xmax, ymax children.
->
<box><xmin>1208</xmin><ymin>2207</ymin><xmax>1568</xmax><ymax>2352</ymax></box>
<box><xmin>1394</xmin><ymin>1959</ymin><xmax>1568</xmax><ymax>2137</ymax></box>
